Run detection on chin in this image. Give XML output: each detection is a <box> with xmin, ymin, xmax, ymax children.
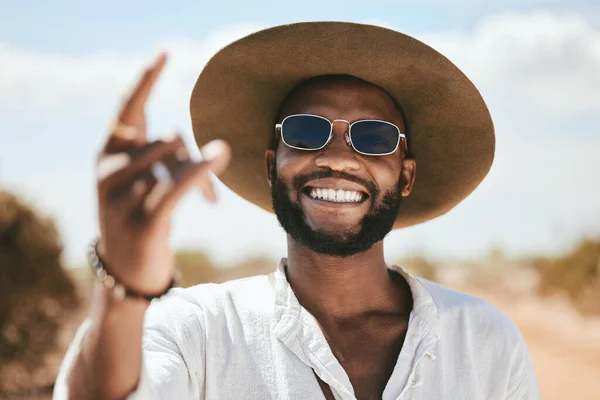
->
<box><xmin>271</xmin><ymin>172</ymin><xmax>400</xmax><ymax>257</ymax></box>
<box><xmin>307</xmin><ymin>220</ymin><xmax>362</xmax><ymax>238</ymax></box>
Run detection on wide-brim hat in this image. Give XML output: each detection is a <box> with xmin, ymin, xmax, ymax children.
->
<box><xmin>190</xmin><ymin>22</ymin><xmax>495</xmax><ymax>229</ymax></box>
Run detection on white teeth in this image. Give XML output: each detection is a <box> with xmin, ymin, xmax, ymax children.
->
<box><xmin>307</xmin><ymin>188</ymin><xmax>365</xmax><ymax>203</ymax></box>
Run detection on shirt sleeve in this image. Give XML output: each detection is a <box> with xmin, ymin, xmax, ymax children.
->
<box><xmin>53</xmin><ymin>293</ymin><xmax>205</xmax><ymax>400</ymax></box>
<box><xmin>505</xmin><ymin>335</ymin><xmax>541</xmax><ymax>400</ymax></box>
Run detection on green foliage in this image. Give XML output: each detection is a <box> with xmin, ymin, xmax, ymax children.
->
<box><xmin>535</xmin><ymin>238</ymin><xmax>600</xmax><ymax>315</ymax></box>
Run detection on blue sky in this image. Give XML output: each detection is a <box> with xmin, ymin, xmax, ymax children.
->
<box><xmin>1</xmin><ymin>1</ymin><xmax>599</xmax><ymax>267</ymax></box>
<box><xmin>3</xmin><ymin>1</ymin><xmax>598</xmax><ymax>52</ymax></box>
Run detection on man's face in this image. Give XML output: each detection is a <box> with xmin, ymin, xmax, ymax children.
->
<box><xmin>266</xmin><ymin>76</ymin><xmax>415</xmax><ymax>257</ymax></box>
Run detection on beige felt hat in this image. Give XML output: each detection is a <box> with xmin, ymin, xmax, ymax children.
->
<box><xmin>190</xmin><ymin>21</ymin><xmax>495</xmax><ymax>229</ymax></box>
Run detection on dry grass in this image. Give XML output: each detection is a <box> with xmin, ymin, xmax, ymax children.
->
<box><xmin>175</xmin><ymin>251</ymin><xmax>276</xmax><ymax>287</ymax></box>
<box><xmin>396</xmin><ymin>256</ymin><xmax>438</xmax><ymax>282</ymax></box>
<box><xmin>534</xmin><ymin>238</ymin><xmax>600</xmax><ymax>315</ymax></box>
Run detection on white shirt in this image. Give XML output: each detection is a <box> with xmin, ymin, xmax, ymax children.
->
<box><xmin>54</xmin><ymin>260</ymin><xmax>540</xmax><ymax>400</ymax></box>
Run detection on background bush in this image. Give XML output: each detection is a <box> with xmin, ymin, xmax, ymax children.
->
<box><xmin>535</xmin><ymin>238</ymin><xmax>600</xmax><ymax>315</ymax></box>
<box><xmin>0</xmin><ymin>191</ymin><xmax>80</xmax><ymax>395</ymax></box>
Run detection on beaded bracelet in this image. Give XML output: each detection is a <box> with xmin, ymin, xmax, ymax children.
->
<box><xmin>87</xmin><ymin>237</ymin><xmax>175</xmax><ymax>302</ymax></box>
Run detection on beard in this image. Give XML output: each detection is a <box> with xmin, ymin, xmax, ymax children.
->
<box><xmin>271</xmin><ymin>163</ymin><xmax>405</xmax><ymax>258</ymax></box>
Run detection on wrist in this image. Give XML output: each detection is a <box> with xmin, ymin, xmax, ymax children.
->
<box><xmin>88</xmin><ymin>237</ymin><xmax>175</xmax><ymax>302</ymax></box>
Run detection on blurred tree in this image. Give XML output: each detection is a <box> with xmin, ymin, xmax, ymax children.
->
<box><xmin>175</xmin><ymin>251</ymin><xmax>276</xmax><ymax>287</ymax></box>
<box><xmin>0</xmin><ymin>191</ymin><xmax>80</xmax><ymax>397</ymax></box>
<box><xmin>217</xmin><ymin>256</ymin><xmax>277</xmax><ymax>283</ymax></box>
<box><xmin>485</xmin><ymin>246</ymin><xmax>508</xmax><ymax>268</ymax></box>
<box><xmin>175</xmin><ymin>251</ymin><xmax>218</xmax><ymax>287</ymax></box>
<box><xmin>535</xmin><ymin>238</ymin><xmax>600</xmax><ymax>315</ymax></box>
<box><xmin>396</xmin><ymin>256</ymin><xmax>438</xmax><ymax>282</ymax></box>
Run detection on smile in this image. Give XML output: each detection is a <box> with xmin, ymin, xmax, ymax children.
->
<box><xmin>307</xmin><ymin>187</ymin><xmax>365</xmax><ymax>203</ymax></box>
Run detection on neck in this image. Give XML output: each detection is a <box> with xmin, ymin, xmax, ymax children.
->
<box><xmin>285</xmin><ymin>237</ymin><xmax>412</xmax><ymax>321</ymax></box>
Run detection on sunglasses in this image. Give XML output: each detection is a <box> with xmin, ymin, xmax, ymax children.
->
<box><xmin>275</xmin><ymin>114</ymin><xmax>407</xmax><ymax>156</ymax></box>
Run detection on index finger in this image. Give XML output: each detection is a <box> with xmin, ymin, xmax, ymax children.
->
<box><xmin>117</xmin><ymin>52</ymin><xmax>167</xmax><ymax>133</ymax></box>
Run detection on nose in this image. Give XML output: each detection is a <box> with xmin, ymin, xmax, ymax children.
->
<box><xmin>314</xmin><ymin>120</ymin><xmax>360</xmax><ymax>172</ymax></box>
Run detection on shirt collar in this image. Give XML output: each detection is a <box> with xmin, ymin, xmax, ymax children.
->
<box><xmin>271</xmin><ymin>258</ymin><xmax>440</xmax><ymax>340</ymax></box>
<box><xmin>387</xmin><ymin>264</ymin><xmax>441</xmax><ymax>339</ymax></box>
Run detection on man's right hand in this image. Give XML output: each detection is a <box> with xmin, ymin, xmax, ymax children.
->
<box><xmin>95</xmin><ymin>53</ymin><xmax>231</xmax><ymax>297</ymax></box>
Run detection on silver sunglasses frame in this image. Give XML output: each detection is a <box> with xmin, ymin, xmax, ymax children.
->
<box><xmin>275</xmin><ymin>113</ymin><xmax>407</xmax><ymax>156</ymax></box>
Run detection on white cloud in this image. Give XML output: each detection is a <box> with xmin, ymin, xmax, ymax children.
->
<box><xmin>416</xmin><ymin>12</ymin><xmax>600</xmax><ymax>116</ymax></box>
<box><xmin>0</xmin><ymin>22</ymin><xmax>265</xmax><ymax>116</ymax></box>
<box><xmin>2</xmin><ymin>13</ymin><xmax>598</xmax><ymax>118</ymax></box>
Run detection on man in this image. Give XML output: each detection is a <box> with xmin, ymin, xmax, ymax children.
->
<box><xmin>54</xmin><ymin>22</ymin><xmax>539</xmax><ymax>399</ymax></box>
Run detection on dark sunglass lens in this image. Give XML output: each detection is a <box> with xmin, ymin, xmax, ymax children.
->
<box><xmin>351</xmin><ymin>121</ymin><xmax>400</xmax><ymax>155</ymax></box>
<box><xmin>281</xmin><ymin>115</ymin><xmax>331</xmax><ymax>150</ymax></box>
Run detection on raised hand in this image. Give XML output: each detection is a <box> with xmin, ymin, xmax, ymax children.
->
<box><xmin>95</xmin><ymin>53</ymin><xmax>231</xmax><ymax>296</ymax></box>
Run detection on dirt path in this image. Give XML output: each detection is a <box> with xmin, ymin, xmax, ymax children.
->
<box><xmin>470</xmin><ymin>290</ymin><xmax>600</xmax><ymax>400</ymax></box>
<box><xmin>522</xmin><ymin>323</ymin><xmax>600</xmax><ymax>399</ymax></box>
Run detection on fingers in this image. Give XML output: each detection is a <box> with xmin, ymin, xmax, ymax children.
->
<box><xmin>98</xmin><ymin>138</ymin><xmax>231</xmax><ymax>231</ymax></box>
<box><xmin>117</xmin><ymin>53</ymin><xmax>167</xmax><ymax>130</ymax></box>
<box><xmin>102</xmin><ymin>53</ymin><xmax>167</xmax><ymax>153</ymax></box>
<box><xmin>152</xmin><ymin>140</ymin><xmax>232</xmax><ymax>221</ymax></box>
<box><xmin>98</xmin><ymin>137</ymin><xmax>184</xmax><ymax>202</ymax></box>
<box><xmin>119</xmin><ymin>160</ymin><xmax>211</xmax><ymax>224</ymax></box>
<box><xmin>150</xmin><ymin>161</ymin><xmax>215</xmax><ymax>222</ymax></box>
<box><xmin>119</xmin><ymin>178</ymin><xmax>155</xmax><ymax>217</ymax></box>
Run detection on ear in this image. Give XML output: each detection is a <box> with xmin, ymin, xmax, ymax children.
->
<box><xmin>265</xmin><ymin>149</ymin><xmax>276</xmax><ymax>187</ymax></box>
<box><xmin>400</xmin><ymin>158</ymin><xmax>416</xmax><ymax>197</ymax></box>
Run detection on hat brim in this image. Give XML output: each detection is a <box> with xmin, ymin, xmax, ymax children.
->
<box><xmin>190</xmin><ymin>22</ymin><xmax>495</xmax><ymax>229</ymax></box>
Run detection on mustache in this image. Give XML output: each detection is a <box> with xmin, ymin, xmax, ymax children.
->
<box><xmin>292</xmin><ymin>170</ymin><xmax>378</xmax><ymax>197</ymax></box>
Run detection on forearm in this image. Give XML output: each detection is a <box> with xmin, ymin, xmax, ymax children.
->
<box><xmin>67</xmin><ymin>282</ymin><xmax>150</xmax><ymax>400</ymax></box>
